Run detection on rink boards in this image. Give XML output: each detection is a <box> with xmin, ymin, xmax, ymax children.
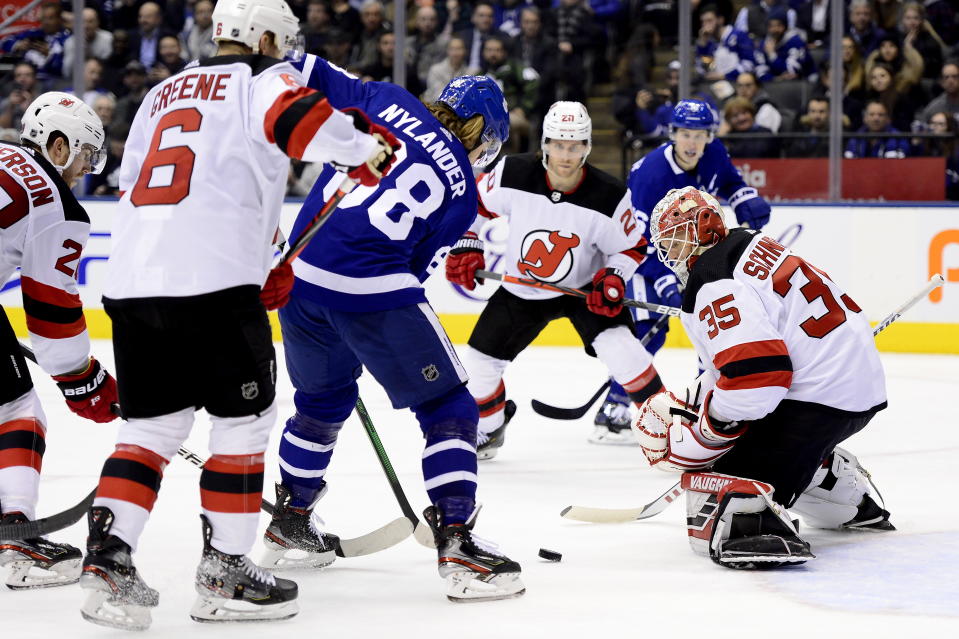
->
<box><xmin>1</xmin><ymin>201</ymin><xmax>956</xmax><ymax>354</ymax></box>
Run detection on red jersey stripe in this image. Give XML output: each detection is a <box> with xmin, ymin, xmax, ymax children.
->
<box><xmin>713</xmin><ymin>339</ymin><xmax>789</xmax><ymax>369</ymax></box>
<box><xmin>284</xmin><ymin>98</ymin><xmax>334</xmax><ymax>160</ymax></box>
<box><xmin>20</xmin><ymin>276</ymin><xmax>82</xmax><ymax>309</ymax></box>
<box><xmin>0</xmin><ymin>448</ymin><xmax>42</xmax><ymax>472</ymax></box>
<box><xmin>0</xmin><ymin>419</ymin><xmax>45</xmax><ymax>438</ymax></box>
<box><xmin>717</xmin><ymin>370</ymin><xmax>793</xmax><ymax>391</ymax></box>
<box><xmin>97</xmin><ymin>476</ymin><xmax>160</xmax><ymax>511</ymax></box>
<box><xmin>202</xmin><ymin>455</ymin><xmax>265</xmax><ymax>475</ymax></box>
<box><xmin>112</xmin><ymin>444</ymin><xmax>169</xmax><ymax>472</ymax></box>
<box><xmin>25</xmin><ymin>315</ymin><xmax>86</xmax><ymax>339</ymax></box>
<box><xmin>200</xmin><ymin>489</ymin><xmax>262</xmax><ymax>513</ymax></box>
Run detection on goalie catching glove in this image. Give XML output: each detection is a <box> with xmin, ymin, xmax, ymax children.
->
<box><xmin>445</xmin><ymin>232</ymin><xmax>485</xmax><ymax>290</ymax></box>
<box><xmin>633</xmin><ymin>387</ymin><xmax>745</xmax><ymax>472</ymax></box>
<box><xmin>334</xmin><ymin>107</ymin><xmax>401</xmax><ymax>187</ymax></box>
<box><xmin>52</xmin><ymin>357</ymin><xmax>118</xmax><ymax>423</ymax></box>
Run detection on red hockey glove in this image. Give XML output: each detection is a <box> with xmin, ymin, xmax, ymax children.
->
<box><xmin>52</xmin><ymin>357</ymin><xmax>118</xmax><ymax>424</ymax></box>
<box><xmin>338</xmin><ymin>107</ymin><xmax>402</xmax><ymax>186</ymax></box>
<box><xmin>445</xmin><ymin>232</ymin><xmax>485</xmax><ymax>290</ymax></box>
<box><xmin>587</xmin><ymin>268</ymin><xmax>626</xmax><ymax>317</ymax></box>
<box><xmin>261</xmin><ymin>261</ymin><xmax>294</xmax><ymax>310</ymax></box>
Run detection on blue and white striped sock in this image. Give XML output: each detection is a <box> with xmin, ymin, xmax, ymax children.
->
<box><xmin>278</xmin><ymin>413</ymin><xmax>343</xmax><ymax>508</ymax></box>
<box><xmin>422</xmin><ymin>428</ymin><xmax>477</xmax><ymax>525</ymax></box>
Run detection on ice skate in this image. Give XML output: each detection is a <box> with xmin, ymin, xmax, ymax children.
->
<box><xmin>0</xmin><ymin>512</ymin><xmax>81</xmax><ymax>589</ymax></box>
<box><xmin>80</xmin><ymin>507</ymin><xmax>159</xmax><ymax>631</ymax></box>
<box><xmin>715</xmin><ymin>533</ymin><xmax>815</xmax><ymax>570</ymax></box>
<box><xmin>589</xmin><ymin>400</ymin><xmax>637</xmax><ymax>445</ymax></box>
<box><xmin>424</xmin><ymin>504</ymin><xmax>524</xmax><ymax>602</ymax></box>
<box><xmin>477</xmin><ymin>400</ymin><xmax>515</xmax><ymax>461</ymax></box>
<box><xmin>261</xmin><ymin>483</ymin><xmax>339</xmax><ymax>570</ymax></box>
<box><xmin>192</xmin><ymin>515</ymin><xmax>298</xmax><ymax>623</ymax></box>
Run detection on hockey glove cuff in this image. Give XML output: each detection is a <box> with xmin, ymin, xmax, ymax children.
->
<box><xmin>53</xmin><ymin>357</ymin><xmax>118</xmax><ymax>423</ymax></box>
<box><xmin>261</xmin><ymin>261</ymin><xmax>295</xmax><ymax>310</ymax></box>
<box><xmin>445</xmin><ymin>232</ymin><xmax>485</xmax><ymax>290</ymax></box>
<box><xmin>587</xmin><ymin>268</ymin><xmax>626</xmax><ymax>317</ymax></box>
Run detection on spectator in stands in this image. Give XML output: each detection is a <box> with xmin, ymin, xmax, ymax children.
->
<box><xmin>88</xmin><ymin>121</ymin><xmax>130</xmax><ymax>197</ymax></box>
<box><xmin>457</xmin><ymin>2</ymin><xmax>498</xmax><ymax>70</ymax></box>
<box><xmin>424</xmin><ymin>35</ymin><xmax>477</xmax><ymax>101</ymax></box>
<box><xmin>302</xmin><ymin>0</ymin><xmax>333</xmax><ymax>54</ymax></box>
<box><xmin>865</xmin><ymin>33</ymin><xmax>923</xmax><ymax>94</ymax></box>
<box><xmin>842</xmin><ymin>35</ymin><xmax>868</xmax><ymax>96</ymax></box>
<box><xmin>115</xmin><ymin>60</ymin><xmax>149</xmax><ymax>125</ymax></box>
<box><xmin>917</xmin><ymin>61</ymin><xmax>959</xmax><ymax>125</ymax></box>
<box><xmin>696</xmin><ymin>4</ymin><xmax>760</xmax><ymax>84</ymax></box>
<box><xmin>923</xmin><ymin>1</ymin><xmax>958</xmax><ymax>48</ymax></box>
<box><xmin>614</xmin><ymin>20</ymin><xmax>657</xmax><ymax>89</ymax></box>
<box><xmin>732</xmin><ymin>71</ymin><xmax>783</xmax><ymax>132</ymax></box>
<box><xmin>511</xmin><ymin>7</ymin><xmax>557</xmax><ymax>114</ymax></box>
<box><xmin>499</xmin><ymin>0</ymin><xmax>535</xmax><ymax>39</ymax></box>
<box><xmin>864</xmin><ymin>61</ymin><xmax>920</xmax><ymax>131</ymax></box>
<box><xmin>813</xmin><ymin>62</ymin><xmax>866</xmax><ymax>129</ymax></box>
<box><xmin>634</xmin><ymin>0</ymin><xmax>678</xmax><ymax>46</ymax></box>
<box><xmin>735</xmin><ymin>0</ymin><xmax>797</xmax><ymax>44</ymax></box>
<box><xmin>359</xmin><ymin>31</ymin><xmax>424</xmax><ymax>96</ymax></box>
<box><xmin>614</xmin><ymin>60</ymin><xmax>717</xmax><ymax>137</ymax></box>
<box><xmin>330</xmin><ymin>0</ymin><xmax>362</xmax><ymax>44</ymax></box>
<box><xmin>130</xmin><ymin>2</ymin><xmax>173</xmax><ymax>70</ymax></box>
<box><xmin>352</xmin><ymin>0</ymin><xmax>391</xmax><ymax>68</ymax></box>
<box><xmin>481</xmin><ymin>34</ymin><xmax>538</xmax><ymax>152</ymax></box>
<box><xmin>845</xmin><ymin>100</ymin><xmax>910</xmax><ymax>157</ymax></box>
<box><xmin>0</xmin><ymin>62</ymin><xmax>40</xmax><ymax>131</ymax></box>
<box><xmin>872</xmin><ymin>0</ymin><xmax>902</xmax><ymax>32</ymax></box>
<box><xmin>322</xmin><ymin>29</ymin><xmax>355</xmax><ymax>71</ymax></box>
<box><xmin>915</xmin><ymin>111</ymin><xmax>959</xmax><ymax>199</ymax></box>
<box><xmin>788</xmin><ymin>97</ymin><xmax>846</xmax><ymax>157</ymax></box>
<box><xmin>797</xmin><ymin>0</ymin><xmax>831</xmax><ymax>49</ymax></box>
<box><xmin>63</xmin><ymin>7</ymin><xmax>114</xmax><ymax>71</ymax></box>
<box><xmin>67</xmin><ymin>58</ymin><xmax>113</xmax><ymax>106</ymax></box>
<box><xmin>720</xmin><ymin>96</ymin><xmax>780</xmax><ymax>157</ymax></box>
<box><xmin>407</xmin><ymin>5</ymin><xmax>448</xmax><ymax>87</ymax></box>
<box><xmin>898</xmin><ymin>2</ymin><xmax>946</xmax><ymax>80</ymax></box>
<box><xmin>554</xmin><ymin>0</ymin><xmax>595</xmax><ymax>102</ymax></box>
<box><xmin>1</xmin><ymin>2</ymin><xmax>69</xmax><ymax>79</ymax></box>
<box><xmin>848</xmin><ymin>0</ymin><xmax>886</xmax><ymax>55</ymax></box>
<box><xmin>758</xmin><ymin>7</ymin><xmax>815</xmax><ymax>82</ymax></box>
<box><xmin>92</xmin><ymin>94</ymin><xmax>117</xmax><ymax>131</ymax></box>
<box><xmin>147</xmin><ymin>35</ymin><xmax>187</xmax><ymax>86</ymax></box>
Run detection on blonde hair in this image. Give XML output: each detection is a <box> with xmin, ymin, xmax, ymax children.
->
<box><xmin>426</xmin><ymin>102</ymin><xmax>486</xmax><ymax>151</ymax></box>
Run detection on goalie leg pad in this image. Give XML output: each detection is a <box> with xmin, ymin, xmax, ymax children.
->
<box><xmin>683</xmin><ymin>471</ymin><xmax>815</xmax><ymax>569</ymax></box>
<box><xmin>791</xmin><ymin>447</ymin><xmax>893</xmax><ymax>531</ymax></box>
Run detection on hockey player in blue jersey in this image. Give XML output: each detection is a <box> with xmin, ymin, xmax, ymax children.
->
<box><xmin>594</xmin><ymin>99</ymin><xmax>772</xmax><ymax>432</ymax></box>
<box><xmin>259</xmin><ymin>60</ymin><xmax>523</xmax><ymax>602</ymax></box>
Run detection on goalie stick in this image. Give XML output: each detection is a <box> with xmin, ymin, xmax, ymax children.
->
<box><xmin>530</xmin><ymin>312</ymin><xmax>672</xmax><ymax>420</ymax></box>
<box><xmin>561</xmin><ymin>274</ymin><xmax>945</xmax><ymax>524</ymax></box>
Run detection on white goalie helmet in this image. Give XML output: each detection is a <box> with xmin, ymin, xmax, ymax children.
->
<box><xmin>211</xmin><ymin>0</ymin><xmax>303</xmax><ymax>59</ymax></box>
<box><xmin>541</xmin><ymin>101</ymin><xmax>592</xmax><ymax>169</ymax></box>
<box><xmin>20</xmin><ymin>91</ymin><xmax>106</xmax><ymax>174</ymax></box>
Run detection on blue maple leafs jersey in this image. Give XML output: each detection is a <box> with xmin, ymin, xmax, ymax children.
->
<box><xmin>288</xmin><ymin>54</ymin><xmax>477</xmax><ymax>312</ymax></box>
<box><xmin>628</xmin><ymin>139</ymin><xmax>761</xmax><ymax>281</ymax></box>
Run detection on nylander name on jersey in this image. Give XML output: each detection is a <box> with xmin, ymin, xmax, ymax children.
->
<box><xmin>289</xmin><ymin>54</ymin><xmax>477</xmax><ymax>313</ymax></box>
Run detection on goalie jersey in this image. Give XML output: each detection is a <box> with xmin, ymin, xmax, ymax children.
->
<box><xmin>473</xmin><ymin>153</ymin><xmax>646</xmax><ymax>301</ymax></box>
<box><xmin>682</xmin><ymin>228</ymin><xmax>887</xmax><ymax>422</ymax></box>
<box><xmin>0</xmin><ymin>142</ymin><xmax>92</xmax><ymax>376</ymax></box>
<box><xmin>288</xmin><ymin>54</ymin><xmax>477</xmax><ymax>312</ymax></box>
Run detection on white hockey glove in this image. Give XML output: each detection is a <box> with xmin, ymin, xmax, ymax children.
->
<box><xmin>632</xmin><ymin>388</ymin><xmax>745</xmax><ymax>472</ymax></box>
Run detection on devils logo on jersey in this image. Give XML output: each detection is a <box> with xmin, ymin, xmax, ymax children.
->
<box><xmin>517</xmin><ymin>230</ymin><xmax>581</xmax><ymax>282</ymax></box>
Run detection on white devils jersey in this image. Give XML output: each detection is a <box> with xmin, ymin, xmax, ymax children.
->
<box><xmin>0</xmin><ymin>143</ymin><xmax>91</xmax><ymax>375</ymax></box>
<box><xmin>474</xmin><ymin>153</ymin><xmax>645</xmax><ymax>300</ymax></box>
<box><xmin>105</xmin><ymin>55</ymin><xmax>378</xmax><ymax>300</ymax></box>
<box><xmin>681</xmin><ymin>229</ymin><xmax>886</xmax><ymax>421</ymax></box>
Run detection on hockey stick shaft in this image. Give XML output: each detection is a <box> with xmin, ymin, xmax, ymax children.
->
<box><xmin>562</xmin><ymin>275</ymin><xmax>945</xmax><ymax>524</ymax></box>
<box><xmin>279</xmin><ymin>176</ymin><xmax>356</xmax><ymax>266</ymax></box>
<box><xmin>476</xmin><ymin>270</ymin><xmax>681</xmax><ymax>316</ymax></box>
<box><xmin>355</xmin><ymin>396</ymin><xmax>436</xmax><ymax>548</ymax></box>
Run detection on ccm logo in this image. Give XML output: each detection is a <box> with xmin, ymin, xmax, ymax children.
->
<box><xmin>929</xmin><ymin>230</ymin><xmax>959</xmax><ymax>303</ymax></box>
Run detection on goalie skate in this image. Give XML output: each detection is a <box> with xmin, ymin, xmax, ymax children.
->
<box><xmin>477</xmin><ymin>400</ymin><xmax>516</xmax><ymax>461</ymax></box>
<box><xmin>0</xmin><ymin>513</ymin><xmax>81</xmax><ymax>589</ymax></box>
<box><xmin>589</xmin><ymin>401</ymin><xmax>637</xmax><ymax>446</ymax></box>
<box><xmin>424</xmin><ymin>505</ymin><xmax>524</xmax><ymax>603</ymax></box>
<box><xmin>192</xmin><ymin>515</ymin><xmax>298</xmax><ymax>623</ymax></box>
<box><xmin>261</xmin><ymin>483</ymin><xmax>339</xmax><ymax>570</ymax></box>
<box><xmin>79</xmin><ymin>508</ymin><xmax>159</xmax><ymax>631</ymax></box>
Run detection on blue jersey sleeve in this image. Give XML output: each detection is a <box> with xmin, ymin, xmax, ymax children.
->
<box><xmin>291</xmin><ymin>54</ymin><xmax>370</xmax><ymax>109</ymax></box>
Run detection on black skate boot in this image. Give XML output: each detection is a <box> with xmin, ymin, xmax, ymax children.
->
<box><xmin>261</xmin><ymin>483</ymin><xmax>339</xmax><ymax>570</ymax></box>
<box><xmin>423</xmin><ymin>504</ymin><xmax>524</xmax><ymax>602</ymax></box>
<box><xmin>714</xmin><ymin>510</ymin><xmax>815</xmax><ymax>570</ymax></box>
<box><xmin>80</xmin><ymin>507</ymin><xmax>159</xmax><ymax>631</ymax></box>
<box><xmin>0</xmin><ymin>511</ymin><xmax>81</xmax><ymax>589</ymax></box>
<box><xmin>589</xmin><ymin>400</ymin><xmax>636</xmax><ymax>445</ymax></box>
<box><xmin>192</xmin><ymin>514</ymin><xmax>298</xmax><ymax>623</ymax></box>
<box><xmin>477</xmin><ymin>400</ymin><xmax>515</xmax><ymax>461</ymax></box>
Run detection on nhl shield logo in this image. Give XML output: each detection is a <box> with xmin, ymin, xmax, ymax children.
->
<box><xmin>550</xmin><ymin>191</ymin><xmax>562</xmax><ymax>202</ymax></box>
<box><xmin>422</xmin><ymin>364</ymin><xmax>440</xmax><ymax>382</ymax></box>
<box><xmin>241</xmin><ymin>381</ymin><xmax>259</xmax><ymax>400</ymax></box>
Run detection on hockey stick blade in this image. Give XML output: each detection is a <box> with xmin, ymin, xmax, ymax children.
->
<box><xmin>336</xmin><ymin>517</ymin><xmax>413</xmax><ymax>558</ymax></box>
<box><xmin>560</xmin><ymin>482</ymin><xmax>683</xmax><ymax>523</ymax></box>
<box><xmin>0</xmin><ymin>488</ymin><xmax>96</xmax><ymax>538</ymax></box>
<box><xmin>531</xmin><ymin>380</ymin><xmax>610</xmax><ymax>420</ymax></box>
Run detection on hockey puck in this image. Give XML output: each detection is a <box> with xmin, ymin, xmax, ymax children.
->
<box><xmin>538</xmin><ymin>548</ymin><xmax>562</xmax><ymax>562</ymax></box>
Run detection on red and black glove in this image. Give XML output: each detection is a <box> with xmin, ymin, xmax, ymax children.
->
<box><xmin>445</xmin><ymin>232</ymin><xmax>485</xmax><ymax>290</ymax></box>
<box><xmin>587</xmin><ymin>268</ymin><xmax>626</xmax><ymax>317</ymax></box>
<box><xmin>52</xmin><ymin>357</ymin><xmax>118</xmax><ymax>424</ymax></box>
<box><xmin>339</xmin><ymin>107</ymin><xmax>402</xmax><ymax>186</ymax></box>
<box><xmin>261</xmin><ymin>261</ymin><xmax>294</xmax><ymax>310</ymax></box>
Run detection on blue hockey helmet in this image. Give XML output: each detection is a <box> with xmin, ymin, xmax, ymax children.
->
<box><xmin>669</xmin><ymin>99</ymin><xmax>717</xmax><ymax>137</ymax></box>
<box><xmin>437</xmin><ymin>75</ymin><xmax>509</xmax><ymax>167</ymax></box>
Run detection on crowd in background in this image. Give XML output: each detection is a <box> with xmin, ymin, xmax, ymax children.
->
<box><xmin>1</xmin><ymin>0</ymin><xmax>958</xmax><ymax>199</ymax></box>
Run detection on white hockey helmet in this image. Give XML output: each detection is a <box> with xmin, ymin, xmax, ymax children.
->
<box><xmin>541</xmin><ymin>101</ymin><xmax>592</xmax><ymax>169</ymax></box>
<box><xmin>211</xmin><ymin>0</ymin><xmax>303</xmax><ymax>59</ymax></box>
<box><xmin>20</xmin><ymin>91</ymin><xmax>106</xmax><ymax>174</ymax></box>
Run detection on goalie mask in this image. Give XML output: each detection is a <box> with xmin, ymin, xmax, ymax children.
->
<box><xmin>212</xmin><ymin>0</ymin><xmax>304</xmax><ymax>60</ymax></box>
<box><xmin>20</xmin><ymin>92</ymin><xmax>107</xmax><ymax>175</ymax></box>
<box><xmin>541</xmin><ymin>101</ymin><xmax>591</xmax><ymax>170</ymax></box>
<box><xmin>650</xmin><ymin>187</ymin><xmax>727</xmax><ymax>284</ymax></box>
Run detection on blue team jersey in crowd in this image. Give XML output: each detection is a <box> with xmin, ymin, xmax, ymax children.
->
<box><xmin>627</xmin><ymin>139</ymin><xmax>759</xmax><ymax>280</ymax></box>
<box><xmin>289</xmin><ymin>54</ymin><xmax>478</xmax><ymax>312</ymax></box>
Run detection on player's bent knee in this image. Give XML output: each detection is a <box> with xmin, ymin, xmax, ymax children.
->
<box><xmin>116</xmin><ymin>407</ymin><xmax>194</xmax><ymax>460</ymax></box>
<box><xmin>413</xmin><ymin>384</ymin><xmax>478</xmax><ymax>441</ymax></box>
<box><xmin>284</xmin><ymin>411</ymin><xmax>344</xmax><ymax>443</ymax></box>
<box><xmin>292</xmin><ymin>382</ymin><xmax>358</xmax><ymax>425</ymax></box>
<box><xmin>209</xmin><ymin>402</ymin><xmax>276</xmax><ymax>455</ymax></box>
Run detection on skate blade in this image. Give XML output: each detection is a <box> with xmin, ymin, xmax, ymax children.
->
<box><xmin>445</xmin><ymin>571</ymin><xmax>525</xmax><ymax>602</ymax></box>
<box><xmin>81</xmin><ymin>589</ymin><xmax>154</xmax><ymax>631</ymax></box>
<box><xmin>718</xmin><ymin>553</ymin><xmax>814</xmax><ymax>570</ymax></box>
<box><xmin>260</xmin><ymin>543</ymin><xmax>336</xmax><ymax>571</ymax></box>
<box><xmin>190</xmin><ymin>595</ymin><xmax>299</xmax><ymax>623</ymax></box>
<box><xmin>477</xmin><ymin>447</ymin><xmax>500</xmax><ymax>461</ymax></box>
<box><xmin>842</xmin><ymin>519</ymin><xmax>896</xmax><ymax>532</ymax></box>
<box><xmin>5</xmin><ymin>557</ymin><xmax>81</xmax><ymax>590</ymax></box>
<box><xmin>587</xmin><ymin>426</ymin><xmax>638</xmax><ymax>446</ymax></box>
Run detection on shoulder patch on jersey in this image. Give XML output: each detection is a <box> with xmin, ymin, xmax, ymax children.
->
<box><xmin>683</xmin><ymin>228</ymin><xmax>756</xmax><ymax>312</ymax></box>
<box><xmin>498</xmin><ymin>154</ymin><xmax>626</xmax><ymax>216</ymax></box>
<box><xmin>197</xmin><ymin>54</ymin><xmax>285</xmax><ymax>76</ymax></box>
